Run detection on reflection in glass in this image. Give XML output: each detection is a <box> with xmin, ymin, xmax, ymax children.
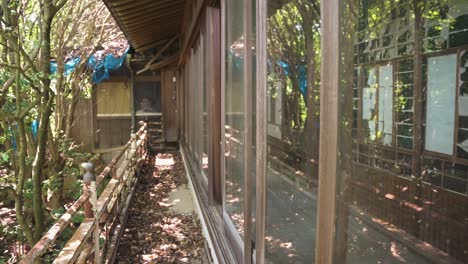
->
<box><xmin>335</xmin><ymin>0</ymin><xmax>468</xmax><ymax>263</ymax></box>
<box><xmin>265</xmin><ymin>0</ymin><xmax>320</xmax><ymax>262</ymax></box>
<box><xmin>225</xmin><ymin>0</ymin><xmax>245</xmax><ymax>238</ymax></box>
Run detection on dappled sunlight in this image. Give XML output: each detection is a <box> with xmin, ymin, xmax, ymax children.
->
<box><xmin>155</xmin><ymin>153</ymin><xmax>175</xmax><ymax>171</ymax></box>
<box><xmin>116</xmin><ymin>151</ymin><xmax>207</xmax><ymax>263</ymax></box>
<box><xmin>265</xmin><ymin>235</ymin><xmax>298</xmax><ymax>259</ymax></box>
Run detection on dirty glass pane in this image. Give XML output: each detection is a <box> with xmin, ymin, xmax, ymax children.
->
<box><xmin>265</xmin><ymin>0</ymin><xmax>320</xmax><ymax>262</ymax></box>
<box><xmin>335</xmin><ymin>1</ymin><xmax>468</xmax><ymax>263</ymax></box>
<box><xmin>224</xmin><ymin>0</ymin><xmax>245</xmax><ymax>239</ymax></box>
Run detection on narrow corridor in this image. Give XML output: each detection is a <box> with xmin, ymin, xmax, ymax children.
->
<box><xmin>115</xmin><ymin>152</ymin><xmax>210</xmax><ymax>263</ymax></box>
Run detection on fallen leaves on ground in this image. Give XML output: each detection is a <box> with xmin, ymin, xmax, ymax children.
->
<box><xmin>116</xmin><ymin>151</ymin><xmax>208</xmax><ymax>264</ymax></box>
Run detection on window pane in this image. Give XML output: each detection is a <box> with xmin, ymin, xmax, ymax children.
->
<box><xmin>378</xmin><ymin>65</ymin><xmax>393</xmax><ymax>146</ymax></box>
<box><xmin>425</xmin><ymin>54</ymin><xmax>457</xmax><ymax>155</ymax></box>
<box><xmin>335</xmin><ymin>1</ymin><xmax>468</xmax><ymax>263</ymax></box>
<box><xmin>265</xmin><ymin>0</ymin><xmax>320</xmax><ymax>262</ymax></box>
<box><xmin>225</xmin><ymin>0</ymin><xmax>245</xmax><ymax>239</ymax></box>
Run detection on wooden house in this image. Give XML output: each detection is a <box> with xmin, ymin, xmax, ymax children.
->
<box><xmin>99</xmin><ymin>0</ymin><xmax>468</xmax><ymax>263</ymax></box>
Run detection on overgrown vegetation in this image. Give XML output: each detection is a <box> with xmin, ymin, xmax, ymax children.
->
<box><xmin>0</xmin><ymin>0</ymin><xmax>124</xmax><ymax>261</ymax></box>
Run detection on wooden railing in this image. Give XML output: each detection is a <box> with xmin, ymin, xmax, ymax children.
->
<box><xmin>20</xmin><ymin>123</ymin><xmax>149</xmax><ymax>264</ymax></box>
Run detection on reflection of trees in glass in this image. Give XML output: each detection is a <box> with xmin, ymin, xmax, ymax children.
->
<box><xmin>267</xmin><ymin>0</ymin><xmax>320</xmax><ymax>181</ymax></box>
<box><xmin>345</xmin><ymin>0</ymin><xmax>468</xmax><ymax>262</ymax></box>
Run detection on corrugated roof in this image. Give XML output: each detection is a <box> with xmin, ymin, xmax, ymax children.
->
<box><xmin>102</xmin><ymin>0</ymin><xmax>185</xmax><ymax>52</ymax></box>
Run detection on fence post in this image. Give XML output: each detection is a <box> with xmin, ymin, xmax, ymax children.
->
<box><xmin>82</xmin><ymin>162</ymin><xmax>95</xmax><ymax>218</ymax></box>
<box><xmin>130</xmin><ymin>133</ymin><xmax>137</xmax><ymax>175</ymax></box>
<box><xmin>82</xmin><ymin>162</ymin><xmax>100</xmax><ymax>264</ymax></box>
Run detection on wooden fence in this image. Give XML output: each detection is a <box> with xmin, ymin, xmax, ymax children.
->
<box><xmin>19</xmin><ymin>123</ymin><xmax>148</xmax><ymax>264</ymax></box>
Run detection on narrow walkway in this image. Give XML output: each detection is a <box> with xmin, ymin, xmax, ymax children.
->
<box><xmin>115</xmin><ymin>152</ymin><xmax>210</xmax><ymax>264</ymax></box>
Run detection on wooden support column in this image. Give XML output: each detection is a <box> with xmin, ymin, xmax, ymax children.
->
<box><xmin>243</xmin><ymin>0</ymin><xmax>253</xmax><ymax>262</ymax></box>
<box><xmin>255</xmin><ymin>0</ymin><xmax>267</xmax><ymax>263</ymax></box>
<box><xmin>129</xmin><ymin>57</ymin><xmax>136</xmax><ymax>133</ymax></box>
<box><xmin>206</xmin><ymin>6</ymin><xmax>222</xmax><ymax>206</ymax></box>
<box><xmin>316</xmin><ymin>0</ymin><xmax>340</xmax><ymax>263</ymax></box>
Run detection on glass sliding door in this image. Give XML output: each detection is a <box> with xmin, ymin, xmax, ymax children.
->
<box><xmin>224</xmin><ymin>0</ymin><xmax>246</xmax><ymax>248</ymax></box>
<box><xmin>264</xmin><ymin>0</ymin><xmax>321</xmax><ymax>263</ymax></box>
<box><xmin>331</xmin><ymin>0</ymin><xmax>468</xmax><ymax>263</ymax></box>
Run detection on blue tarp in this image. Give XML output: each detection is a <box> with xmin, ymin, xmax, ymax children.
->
<box><xmin>87</xmin><ymin>47</ymin><xmax>130</xmax><ymax>83</ymax></box>
<box><xmin>278</xmin><ymin>60</ymin><xmax>307</xmax><ymax>101</ymax></box>
<box><xmin>277</xmin><ymin>61</ymin><xmax>318</xmax><ymax>128</ymax></box>
<box><xmin>50</xmin><ymin>57</ymin><xmax>81</xmax><ymax>76</ymax></box>
<box><xmin>228</xmin><ymin>51</ymin><xmax>307</xmax><ymax>100</ymax></box>
<box><xmin>50</xmin><ymin>47</ymin><xmax>129</xmax><ymax>84</ymax></box>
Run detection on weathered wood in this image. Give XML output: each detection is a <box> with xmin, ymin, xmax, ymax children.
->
<box><xmin>255</xmin><ymin>0</ymin><xmax>267</xmax><ymax>262</ymax></box>
<box><xmin>146</xmin><ymin>55</ymin><xmax>179</xmax><ymax>72</ymax></box>
<box><xmin>161</xmin><ymin>68</ymin><xmax>179</xmax><ymax>142</ymax></box>
<box><xmin>243</xmin><ymin>0</ymin><xmax>253</xmax><ymax>262</ymax></box>
<box><xmin>104</xmin><ymin>176</ymin><xmax>139</xmax><ymax>264</ymax></box>
<box><xmin>315</xmin><ymin>0</ymin><xmax>340</xmax><ymax>263</ymax></box>
<box><xmin>69</xmin><ymin>98</ymin><xmax>93</xmax><ymax>152</ymax></box>
<box><xmin>76</xmin><ymin>241</ymin><xmax>93</xmax><ymax>264</ymax></box>
<box><xmin>102</xmin><ymin>0</ymin><xmax>185</xmax><ymax>51</ymax></box>
<box><xmin>20</xmin><ymin>124</ymin><xmax>147</xmax><ymax>264</ymax></box>
<box><xmin>179</xmin><ymin>0</ymin><xmax>206</xmax><ymax>66</ymax></box>
<box><xmin>53</xmin><ymin>219</ymin><xmax>94</xmax><ymax>264</ymax></box>
<box><xmin>138</xmin><ymin>34</ymin><xmax>179</xmax><ymax>75</ymax></box>
<box><xmin>83</xmin><ymin>182</ymin><xmax>93</xmax><ymax>218</ymax></box>
<box><xmin>19</xmin><ymin>194</ymin><xmax>91</xmax><ymax>264</ymax></box>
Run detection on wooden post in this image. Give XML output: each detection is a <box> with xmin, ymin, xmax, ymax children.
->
<box><xmin>316</xmin><ymin>0</ymin><xmax>340</xmax><ymax>263</ymax></box>
<box><xmin>81</xmin><ymin>162</ymin><xmax>100</xmax><ymax>264</ymax></box>
<box><xmin>90</xmin><ymin>179</ymin><xmax>100</xmax><ymax>264</ymax></box>
<box><xmin>82</xmin><ymin>162</ymin><xmax>95</xmax><ymax>219</ymax></box>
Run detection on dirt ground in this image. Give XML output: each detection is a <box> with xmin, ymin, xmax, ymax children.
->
<box><xmin>115</xmin><ymin>152</ymin><xmax>210</xmax><ymax>264</ymax></box>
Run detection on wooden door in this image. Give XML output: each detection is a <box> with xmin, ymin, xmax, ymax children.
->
<box><xmin>162</xmin><ymin>68</ymin><xmax>179</xmax><ymax>142</ymax></box>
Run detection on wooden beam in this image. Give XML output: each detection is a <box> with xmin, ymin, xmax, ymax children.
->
<box><xmin>114</xmin><ymin>0</ymin><xmax>175</xmax><ymax>13</ymax></box>
<box><xmin>145</xmin><ymin>35</ymin><xmax>179</xmax><ymax>68</ymax></box>
<box><xmin>133</xmin><ymin>38</ymin><xmax>169</xmax><ymax>53</ymax></box>
<box><xmin>119</xmin><ymin>9</ymin><xmax>183</xmax><ymax>26</ymax></box>
<box><xmin>136</xmin><ymin>75</ymin><xmax>161</xmax><ymax>82</ymax></box>
<box><xmin>149</xmin><ymin>55</ymin><xmax>179</xmax><ymax>70</ymax></box>
<box><xmin>137</xmin><ymin>54</ymin><xmax>179</xmax><ymax>75</ymax></box>
<box><xmin>178</xmin><ymin>0</ymin><xmax>206</xmax><ymax>66</ymax></box>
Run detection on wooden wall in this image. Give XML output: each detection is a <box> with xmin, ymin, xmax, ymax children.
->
<box><xmin>96</xmin><ymin>118</ymin><xmax>131</xmax><ymax>149</ymax></box>
<box><xmin>96</xmin><ymin>81</ymin><xmax>131</xmax><ymax>115</ymax></box>
<box><xmin>70</xmin><ymin>97</ymin><xmax>94</xmax><ymax>152</ymax></box>
<box><xmin>162</xmin><ymin>68</ymin><xmax>179</xmax><ymax>142</ymax></box>
<box><xmin>95</xmin><ymin>81</ymin><xmax>132</xmax><ymax>149</ymax></box>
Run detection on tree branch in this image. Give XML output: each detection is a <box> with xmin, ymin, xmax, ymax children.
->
<box><xmin>17</xmin><ymin>97</ymin><xmax>40</xmax><ymax>119</ymax></box>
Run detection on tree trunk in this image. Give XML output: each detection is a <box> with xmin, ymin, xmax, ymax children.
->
<box><xmin>31</xmin><ymin>5</ymin><xmax>56</xmax><ymax>241</ymax></box>
<box><xmin>411</xmin><ymin>0</ymin><xmax>425</xmax><ymax>238</ymax></box>
<box><xmin>303</xmin><ymin>16</ymin><xmax>319</xmax><ymax>186</ymax></box>
<box><xmin>334</xmin><ymin>1</ymin><xmax>357</xmax><ymax>261</ymax></box>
